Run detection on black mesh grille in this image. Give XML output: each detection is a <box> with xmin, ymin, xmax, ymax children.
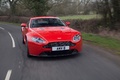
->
<box><xmin>44</xmin><ymin>41</ymin><xmax>75</xmax><ymax>48</ymax></box>
<box><xmin>39</xmin><ymin>50</ymin><xmax>78</xmax><ymax>57</ymax></box>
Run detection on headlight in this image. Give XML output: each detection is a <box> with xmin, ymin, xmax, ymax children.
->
<box><xmin>32</xmin><ymin>37</ymin><xmax>45</xmax><ymax>43</ymax></box>
<box><xmin>73</xmin><ymin>35</ymin><xmax>81</xmax><ymax>42</ymax></box>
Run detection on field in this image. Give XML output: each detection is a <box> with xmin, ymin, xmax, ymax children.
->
<box><xmin>60</xmin><ymin>14</ymin><xmax>100</xmax><ymax>20</ymax></box>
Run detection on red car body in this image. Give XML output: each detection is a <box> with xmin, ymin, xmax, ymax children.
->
<box><xmin>21</xmin><ymin>16</ymin><xmax>82</xmax><ymax>57</ymax></box>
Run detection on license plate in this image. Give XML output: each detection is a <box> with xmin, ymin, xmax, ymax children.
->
<box><xmin>52</xmin><ymin>46</ymin><xmax>69</xmax><ymax>51</ymax></box>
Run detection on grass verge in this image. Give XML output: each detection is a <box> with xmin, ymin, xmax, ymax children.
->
<box><xmin>60</xmin><ymin>14</ymin><xmax>101</xmax><ymax>20</ymax></box>
<box><xmin>0</xmin><ymin>21</ymin><xmax>20</xmax><ymax>26</ymax></box>
<box><xmin>82</xmin><ymin>32</ymin><xmax>120</xmax><ymax>55</ymax></box>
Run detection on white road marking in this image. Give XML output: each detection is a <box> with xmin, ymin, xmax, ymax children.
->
<box><xmin>5</xmin><ymin>70</ymin><xmax>12</xmax><ymax>80</ymax></box>
<box><xmin>8</xmin><ymin>32</ymin><xmax>16</xmax><ymax>48</ymax></box>
<box><xmin>0</xmin><ymin>27</ymin><xmax>5</xmax><ymax>30</ymax></box>
<box><xmin>0</xmin><ymin>27</ymin><xmax>16</xmax><ymax>48</ymax></box>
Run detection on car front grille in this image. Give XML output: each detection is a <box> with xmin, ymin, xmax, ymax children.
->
<box><xmin>39</xmin><ymin>50</ymin><xmax>79</xmax><ymax>57</ymax></box>
<box><xmin>44</xmin><ymin>41</ymin><xmax>75</xmax><ymax>48</ymax></box>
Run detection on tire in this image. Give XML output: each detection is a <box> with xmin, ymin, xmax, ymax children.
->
<box><xmin>27</xmin><ymin>49</ymin><xmax>32</xmax><ymax>57</ymax></box>
<box><xmin>25</xmin><ymin>38</ymin><xmax>32</xmax><ymax>57</ymax></box>
<box><xmin>22</xmin><ymin>37</ymin><xmax>25</xmax><ymax>44</ymax></box>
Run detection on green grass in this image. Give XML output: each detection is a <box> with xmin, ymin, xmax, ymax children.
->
<box><xmin>0</xmin><ymin>21</ymin><xmax>20</xmax><ymax>26</ymax></box>
<box><xmin>60</xmin><ymin>14</ymin><xmax>101</xmax><ymax>20</ymax></box>
<box><xmin>82</xmin><ymin>32</ymin><xmax>120</xmax><ymax>54</ymax></box>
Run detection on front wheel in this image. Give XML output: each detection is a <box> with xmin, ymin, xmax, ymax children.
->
<box><xmin>22</xmin><ymin>37</ymin><xmax>25</xmax><ymax>44</ymax></box>
<box><xmin>27</xmin><ymin>50</ymin><xmax>32</xmax><ymax>57</ymax></box>
<box><xmin>25</xmin><ymin>38</ymin><xmax>32</xmax><ymax>57</ymax></box>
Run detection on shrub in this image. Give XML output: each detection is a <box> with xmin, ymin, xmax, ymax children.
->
<box><xmin>0</xmin><ymin>16</ymin><xmax>119</xmax><ymax>33</ymax></box>
<box><xmin>64</xmin><ymin>19</ymin><xmax>102</xmax><ymax>33</ymax></box>
<box><xmin>0</xmin><ymin>16</ymin><xmax>29</xmax><ymax>23</ymax></box>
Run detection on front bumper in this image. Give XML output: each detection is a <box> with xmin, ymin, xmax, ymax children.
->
<box><xmin>27</xmin><ymin>40</ymin><xmax>82</xmax><ymax>57</ymax></box>
<box><xmin>39</xmin><ymin>50</ymin><xmax>79</xmax><ymax>57</ymax></box>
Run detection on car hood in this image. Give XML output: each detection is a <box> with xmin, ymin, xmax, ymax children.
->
<box><xmin>31</xmin><ymin>27</ymin><xmax>78</xmax><ymax>42</ymax></box>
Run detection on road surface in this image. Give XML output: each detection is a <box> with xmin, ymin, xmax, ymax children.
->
<box><xmin>0</xmin><ymin>23</ymin><xmax>120</xmax><ymax>80</ymax></box>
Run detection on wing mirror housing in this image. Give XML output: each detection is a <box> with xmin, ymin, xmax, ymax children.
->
<box><xmin>21</xmin><ymin>23</ymin><xmax>27</xmax><ymax>27</ymax></box>
<box><xmin>65</xmin><ymin>21</ymin><xmax>70</xmax><ymax>26</ymax></box>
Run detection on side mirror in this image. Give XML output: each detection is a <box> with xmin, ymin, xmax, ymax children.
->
<box><xmin>65</xmin><ymin>21</ymin><xmax>70</xmax><ymax>26</ymax></box>
<box><xmin>21</xmin><ymin>23</ymin><xmax>27</xmax><ymax>27</ymax></box>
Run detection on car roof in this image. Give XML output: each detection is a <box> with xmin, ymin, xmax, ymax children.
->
<box><xmin>31</xmin><ymin>16</ymin><xmax>59</xmax><ymax>19</ymax></box>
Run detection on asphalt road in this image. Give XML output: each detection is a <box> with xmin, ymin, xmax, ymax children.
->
<box><xmin>0</xmin><ymin>23</ymin><xmax>120</xmax><ymax>80</ymax></box>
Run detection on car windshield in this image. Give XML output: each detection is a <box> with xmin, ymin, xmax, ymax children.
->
<box><xmin>30</xmin><ymin>18</ymin><xmax>65</xmax><ymax>28</ymax></box>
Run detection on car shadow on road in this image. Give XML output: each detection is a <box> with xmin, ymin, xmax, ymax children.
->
<box><xmin>27</xmin><ymin>53</ymin><xmax>82</xmax><ymax>61</ymax></box>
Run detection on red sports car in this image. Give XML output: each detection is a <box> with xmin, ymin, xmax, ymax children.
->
<box><xmin>21</xmin><ymin>16</ymin><xmax>82</xmax><ymax>57</ymax></box>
